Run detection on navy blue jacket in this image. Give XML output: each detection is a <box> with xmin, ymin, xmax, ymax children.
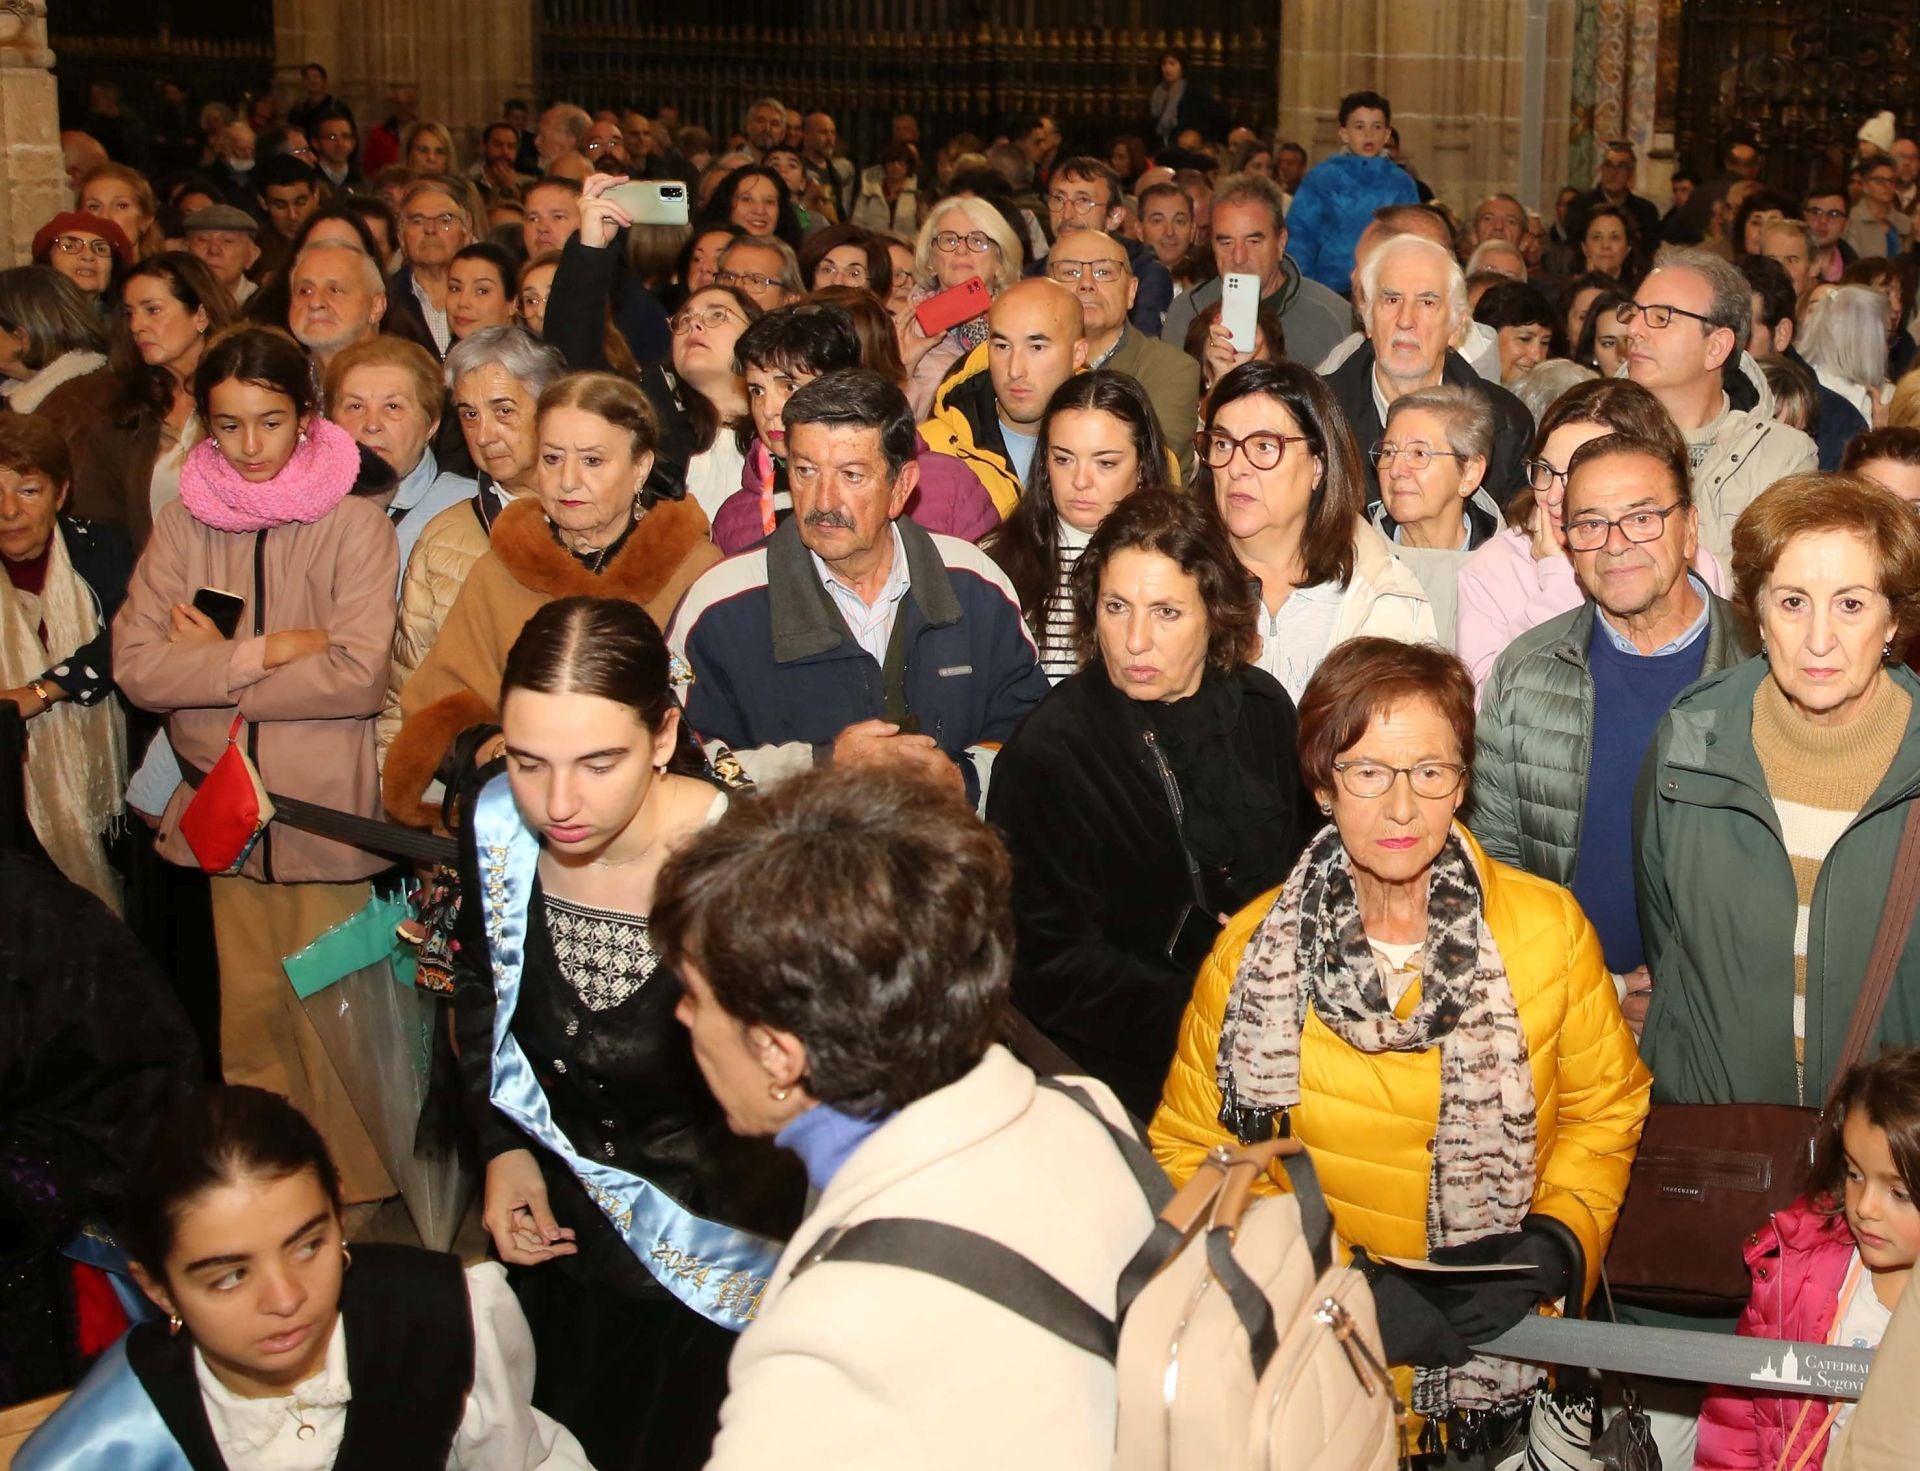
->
<box><xmin>1026</xmin><ymin>233</ymin><xmax>1174</xmax><ymax>337</ymax></box>
<box><xmin>668</xmin><ymin>517</ymin><xmax>1049</xmax><ymax>803</ymax></box>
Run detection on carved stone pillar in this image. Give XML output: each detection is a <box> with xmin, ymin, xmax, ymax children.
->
<box><xmin>0</xmin><ymin>0</ymin><xmax>66</xmax><ymax>268</ymax></box>
<box><xmin>1279</xmin><ymin>0</ymin><xmax>1576</xmax><ymax>218</ymax></box>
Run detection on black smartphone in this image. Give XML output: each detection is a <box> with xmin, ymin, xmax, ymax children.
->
<box><xmin>1165</xmin><ymin>902</ymin><xmax>1223</xmax><ymax>970</ymax></box>
<box><xmin>192</xmin><ymin>586</ymin><xmax>246</xmax><ymax>639</ymax></box>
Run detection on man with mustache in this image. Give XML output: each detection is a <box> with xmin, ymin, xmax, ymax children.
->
<box><xmin>671</xmin><ymin>369</ymin><xmax>1049</xmax><ymax>804</ymax></box>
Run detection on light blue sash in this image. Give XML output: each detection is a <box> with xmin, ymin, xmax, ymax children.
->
<box><xmin>13</xmin><ymin>1337</ymin><xmax>192</xmax><ymax>1471</ymax></box>
<box><xmin>473</xmin><ymin>776</ymin><xmax>785</xmax><ymax>1329</ymax></box>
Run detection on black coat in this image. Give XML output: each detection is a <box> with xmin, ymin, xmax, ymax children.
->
<box><xmin>32</xmin><ymin>516</ymin><xmax>134</xmax><ymax>709</ymax></box>
<box><xmin>986</xmin><ymin>662</ymin><xmax>1311</xmax><ymax>1118</ymax></box>
<box><xmin>1323</xmin><ymin>344</ymin><xmax>1536</xmax><ymax>507</ymax></box>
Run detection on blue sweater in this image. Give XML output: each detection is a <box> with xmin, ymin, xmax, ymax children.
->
<box><xmin>1572</xmin><ymin>621</ymin><xmax>1708</xmax><ymax>972</ymax></box>
<box><xmin>1284</xmin><ymin>152</ymin><xmax>1419</xmax><ymax>295</ymax></box>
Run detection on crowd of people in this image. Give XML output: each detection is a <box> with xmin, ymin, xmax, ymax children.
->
<box><xmin>9</xmin><ymin>60</ymin><xmax>1920</xmax><ymax>1471</ymax></box>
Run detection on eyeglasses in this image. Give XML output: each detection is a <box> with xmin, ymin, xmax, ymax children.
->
<box><xmin>1047</xmin><ymin>258</ymin><xmax>1128</xmax><ymax>285</ymax></box>
<box><xmin>1524</xmin><ymin>457</ymin><xmax>1570</xmax><ymax>492</ymax></box>
<box><xmin>1195</xmin><ymin>428</ymin><xmax>1310</xmax><ymax>471</ymax></box>
<box><xmin>1330</xmin><ymin>760</ymin><xmax>1469</xmax><ymax>800</ymax></box>
<box><xmin>932</xmin><ymin>229</ymin><xmax>995</xmax><ymax>255</ymax></box>
<box><xmin>1614</xmin><ymin>300</ymin><xmax>1715</xmax><ymax>331</ymax></box>
<box><xmin>52</xmin><ymin>235</ymin><xmax>113</xmax><ymax>258</ymax></box>
<box><xmin>1805</xmin><ymin>205</ymin><xmax>1848</xmax><ymax>221</ymax></box>
<box><xmin>670</xmin><ymin>304</ymin><xmax>745</xmax><ymax>333</ymax></box>
<box><xmin>518</xmin><ymin>287</ymin><xmax>549</xmax><ymax>312</ymax></box>
<box><xmin>714</xmin><ymin>269</ymin><xmax>782</xmax><ymax>292</ymax></box>
<box><xmin>1047</xmin><ymin>191</ymin><xmax>1106</xmax><ymax>217</ymax></box>
<box><xmin>404</xmin><ymin>212</ymin><xmax>464</xmax><ymax>233</ymax></box>
<box><xmin>1370</xmin><ymin>441</ymin><xmax>1468</xmax><ymax>471</ymax></box>
<box><xmin>318</xmin><ymin>129</ymin><xmax>354</xmax><ymax>144</ymax></box>
<box><xmin>581</xmin><ymin>137</ymin><xmax>619</xmax><ymax>155</ymax></box>
<box><xmin>1564</xmin><ymin>502</ymin><xmax>1686</xmax><ymax>552</ymax></box>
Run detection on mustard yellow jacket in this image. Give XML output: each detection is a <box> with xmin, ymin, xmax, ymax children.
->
<box><xmin>1149</xmin><ymin>825</ymin><xmax>1650</xmax><ymax>1307</ymax></box>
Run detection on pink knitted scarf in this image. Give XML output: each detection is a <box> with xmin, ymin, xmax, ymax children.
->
<box><xmin>178</xmin><ymin>417</ymin><xmax>362</xmax><ymax>533</ymax></box>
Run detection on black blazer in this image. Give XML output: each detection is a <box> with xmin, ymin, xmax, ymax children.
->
<box><xmin>986</xmin><ymin>662</ymin><xmax>1310</xmax><ymax>1118</ymax></box>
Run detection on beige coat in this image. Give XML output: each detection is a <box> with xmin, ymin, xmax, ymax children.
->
<box><xmin>706</xmin><ymin>1045</ymin><xmax>1156</xmax><ymax>1471</ymax></box>
<box><xmin>383</xmin><ymin>495</ymin><xmax>720</xmax><ymax>826</ymax></box>
<box><xmin>113</xmin><ymin>496</ymin><xmax>398</xmax><ymax>884</ymax></box>
<box><xmin>1331</xmin><ymin>519</ymin><xmax>1440</xmax><ymax>648</ymax></box>
<box><xmin>378</xmin><ymin>493</ymin><xmax>494</xmax><ymax>762</ymax></box>
<box><xmin>1831</xmin><ymin>1269</ymin><xmax>1920</xmax><ymax>1469</ymax></box>
<box><xmin>1689</xmin><ymin>355</ymin><xmax>1819</xmax><ymax>561</ymax></box>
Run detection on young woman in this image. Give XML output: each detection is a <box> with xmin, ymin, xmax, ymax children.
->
<box><xmin>445</xmin><ymin>241</ymin><xmax>520</xmax><ymax>344</ymax></box>
<box><xmin>699</xmin><ymin>163</ymin><xmax>805</xmax><ymax>252</ymax></box>
<box><xmin>981</xmin><ymin>371</ymin><xmax>1170</xmax><ymax>681</ymax></box>
<box><xmin>113</xmin><ymin>327</ymin><xmax>400</xmax><ymax>1207</ymax></box>
<box><xmin>667</xmin><ymin>284</ymin><xmax>760</xmax><ymax>524</ymax></box>
<box><xmin>454</xmin><ymin>597</ymin><xmax>804</xmax><ymax>1469</ymax></box>
<box><xmin>15</xmin><ymin>1084</ymin><xmax>592</xmax><ymax>1469</ymax></box>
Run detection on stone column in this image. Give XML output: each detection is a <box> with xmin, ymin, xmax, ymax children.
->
<box><xmin>1278</xmin><ymin>0</ymin><xmax>1576</xmax><ymax>218</ymax></box>
<box><xmin>0</xmin><ymin>0</ymin><xmax>66</xmax><ymax>268</ymax></box>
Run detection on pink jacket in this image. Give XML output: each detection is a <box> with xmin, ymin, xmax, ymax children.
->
<box><xmin>1456</xmin><ymin>527</ymin><xmax>1728</xmax><ymax>695</ymax></box>
<box><xmin>113</xmin><ymin>496</ymin><xmax>399</xmax><ymax>884</ymax></box>
<box><xmin>711</xmin><ymin>432</ymin><xmax>1000</xmax><ymax>555</ymax></box>
<box><xmin>1696</xmin><ymin>1199</ymin><xmax>1857</xmax><ymax>1471</ymax></box>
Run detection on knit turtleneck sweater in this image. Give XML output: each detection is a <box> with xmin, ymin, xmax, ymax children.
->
<box><xmin>1752</xmin><ymin>671</ymin><xmax>1911</xmax><ymax>1095</ymax></box>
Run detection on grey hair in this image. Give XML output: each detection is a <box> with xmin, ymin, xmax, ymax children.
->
<box><xmin>1465</xmin><ymin>239</ymin><xmax>1527</xmax><ymax>280</ymax></box>
<box><xmin>1648</xmin><ymin>245</ymin><xmax>1753</xmax><ymax>342</ymax></box>
<box><xmin>1511</xmin><ymin>358</ymin><xmax>1600</xmax><ymax>422</ymax></box>
<box><xmin>443</xmin><ymin>325</ymin><xmax>567</xmax><ymax>396</ymax></box>
<box><xmin>719</xmin><ymin>233</ymin><xmax>805</xmax><ymax>298</ymax></box>
<box><xmin>1356</xmin><ymin>234</ymin><xmax>1469</xmax><ymax>336</ymax></box>
<box><xmin>292</xmin><ymin>241</ymin><xmax>384</xmax><ymax>297</ymax></box>
<box><xmin>745</xmin><ymin>96</ymin><xmax>787</xmax><ymax>126</ymax></box>
<box><xmin>1759</xmin><ymin>217</ymin><xmax>1815</xmax><ymax>254</ymax></box>
<box><xmin>1800</xmin><ymin>284</ymin><xmax>1893</xmax><ymax>393</ymax></box>
<box><xmin>1211</xmin><ymin>170</ymin><xmax>1289</xmax><ymax>234</ymax></box>
<box><xmin>1385</xmin><ymin>384</ymin><xmax>1497</xmax><ymax>462</ymax></box>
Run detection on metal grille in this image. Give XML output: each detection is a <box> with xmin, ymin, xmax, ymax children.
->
<box><xmin>1674</xmin><ymin>0</ymin><xmax>1920</xmax><ymax>192</ymax></box>
<box><xmin>538</xmin><ymin>0</ymin><xmax>1281</xmax><ymax>161</ymax></box>
<box><xmin>49</xmin><ymin>1</ymin><xmax>275</xmax><ymax>128</ymax></box>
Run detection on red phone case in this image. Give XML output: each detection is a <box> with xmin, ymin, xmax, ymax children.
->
<box><xmin>914</xmin><ymin>276</ymin><xmax>990</xmax><ymax>336</ymax></box>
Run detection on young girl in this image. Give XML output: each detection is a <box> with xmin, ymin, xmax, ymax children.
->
<box><xmin>1696</xmin><ymin>1048</ymin><xmax>1920</xmax><ymax>1470</ymax></box>
<box><xmin>113</xmin><ymin>327</ymin><xmax>399</xmax><ymax>1208</ymax></box>
<box><xmin>15</xmin><ymin>1084</ymin><xmax>591</xmax><ymax>1469</ymax></box>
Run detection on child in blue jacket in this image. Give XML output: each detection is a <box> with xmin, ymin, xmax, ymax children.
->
<box><xmin>1284</xmin><ymin>89</ymin><xmax>1420</xmax><ymax>296</ymax></box>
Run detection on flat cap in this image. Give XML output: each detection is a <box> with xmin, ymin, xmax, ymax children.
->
<box><xmin>183</xmin><ymin>204</ymin><xmax>259</xmax><ymax>236</ymax></box>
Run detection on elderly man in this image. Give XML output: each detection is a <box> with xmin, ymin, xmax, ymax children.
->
<box><xmin>1045</xmin><ymin>230</ymin><xmax>1198</xmax><ymax>474</ymax></box>
<box><xmin>923</xmin><ymin>278</ymin><xmax>1090</xmax><ymax>517</ymax></box>
<box><xmin>1757</xmin><ymin>216</ymin><xmax>1814</xmax><ymax>299</ymax></box>
<box><xmin>1621</xmin><ymin>246</ymin><xmax>1817</xmax><ymax>557</ymax></box>
<box><xmin>289</xmin><ymin>243</ymin><xmax>388</xmax><ymax>369</ymax></box>
<box><xmin>742</xmin><ymin>96</ymin><xmax>787</xmax><ymax>160</ymax></box>
<box><xmin>534</xmin><ymin>104</ymin><xmax>591</xmax><ymax>172</ymax></box>
<box><xmin>208</xmin><ymin>121</ymin><xmax>259</xmax><ymax>213</ymax></box>
<box><xmin>715</xmin><ymin>235</ymin><xmax>801</xmax><ymax>311</ymax></box>
<box><xmin>1475</xmin><ymin>432</ymin><xmax>1755</xmax><ymax>1033</ymax></box>
<box><xmin>1031</xmin><ymin>156</ymin><xmax>1172</xmax><ymax>335</ymax></box>
<box><xmin>800</xmin><ymin>111</ymin><xmax>854</xmax><ymax>218</ymax></box>
<box><xmin>670</xmin><ymin>369</ymin><xmax>1048</xmax><ymax>804</ymax></box>
<box><xmin>1322</xmin><ymin>234</ymin><xmax>1532</xmax><ymax>503</ymax></box>
<box><xmin>390</xmin><ymin>179</ymin><xmax>472</xmax><ymax>355</ymax></box>
<box><xmin>1471</xmin><ymin>193</ymin><xmax>1528</xmax><ymax>250</ymax></box>
<box><xmin>579</xmin><ymin>118</ymin><xmax>627</xmax><ymax>170</ymax></box>
<box><xmin>1159</xmin><ymin>171</ymin><xmax>1350</xmax><ymax>369</ymax></box>
<box><xmin>183</xmin><ymin>205</ymin><xmax>261</xmax><ymax>304</ymax></box>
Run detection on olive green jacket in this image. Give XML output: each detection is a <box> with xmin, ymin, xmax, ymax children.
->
<box><xmin>1472</xmin><ymin>594</ymin><xmax>1754</xmax><ymax>886</ymax></box>
<box><xmin>1633</xmin><ymin>658</ymin><xmax>1920</xmax><ymax>1105</ymax></box>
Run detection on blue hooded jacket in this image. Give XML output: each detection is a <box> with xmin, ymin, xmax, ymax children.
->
<box><xmin>1284</xmin><ymin>151</ymin><xmax>1420</xmax><ymax>296</ymax></box>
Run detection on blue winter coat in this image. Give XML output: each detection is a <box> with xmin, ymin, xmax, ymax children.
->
<box><xmin>1284</xmin><ymin>152</ymin><xmax>1420</xmax><ymax>295</ymax></box>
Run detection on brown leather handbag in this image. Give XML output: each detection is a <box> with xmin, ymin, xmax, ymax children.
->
<box><xmin>1604</xmin><ymin>800</ymin><xmax>1920</xmax><ymax>1314</ymax></box>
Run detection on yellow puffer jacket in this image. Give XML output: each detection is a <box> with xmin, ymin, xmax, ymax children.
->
<box><xmin>377</xmin><ymin>495</ymin><xmax>493</xmax><ymax>764</ymax></box>
<box><xmin>1150</xmin><ymin>825</ymin><xmax>1650</xmax><ymax>1309</ymax></box>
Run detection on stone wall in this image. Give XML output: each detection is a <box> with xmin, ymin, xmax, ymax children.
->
<box><xmin>1</xmin><ymin>0</ymin><xmax>67</xmax><ymax>268</ymax></box>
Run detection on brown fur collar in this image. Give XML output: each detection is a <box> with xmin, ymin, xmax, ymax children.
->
<box><xmin>489</xmin><ymin>496</ymin><xmax>710</xmax><ymax>607</ymax></box>
<box><xmin>382</xmin><ymin>689</ymin><xmax>496</xmax><ymax>829</ymax></box>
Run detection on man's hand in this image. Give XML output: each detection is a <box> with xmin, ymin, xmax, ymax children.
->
<box><xmin>577</xmin><ymin>172</ymin><xmax>633</xmax><ymax>250</ymax></box>
<box><xmin>1619</xmin><ymin>965</ymin><xmax>1652</xmax><ymax>1038</ymax></box>
<box><xmin>832</xmin><ymin>719</ymin><xmax>964</xmax><ymax>795</ymax></box>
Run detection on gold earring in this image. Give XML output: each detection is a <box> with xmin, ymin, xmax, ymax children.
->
<box><xmin>341</xmin><ymin>1245</ymin><xmax>352</xmax><ymax>1271</ymax></box>
<box><xmin>168</xmin><ymin>1312</ymin><xmax>183</xmax><ymax>1337</ymax></box>
<box><xmin>768</xmin><ymin>1083</ymin><xmax>791</xmax><ymax>1102</ymax></box>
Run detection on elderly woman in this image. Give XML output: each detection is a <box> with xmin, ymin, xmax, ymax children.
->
<box><xmin>324</xmin><ymin>334</ymin><xmax>474</xmax><ymax>572</ymax></box>
<box><xmin>391</xmin><ymin>176</ymin><xmax>474</xmax><ymax>356</ymax></box>
<box><xmin>987</xmin><ymin>488</ymin><xmax>1311</xmax><ymax>1116</ymax></box>
<box><xmin>1843</xmin><ymin>426</ymin><xmax>1920</xmax><ymax>505</ymax></box>
<box><xmin>453</xmin><ymin>597</ymin><xmax>802</xmax><ymax>1469</ymax></box>
<box><xmin>1639</xmin><ymin>474</ymin><xmax>1920</xmax><ymax>1107</ymax></box>
<box><xmin>31</xmin><ymin>211</ymin><xmax>131</xmax><ymax>301</ymax></box>
<box><xmin>1200</xmin><ymin>360</ymin><xmax>1435</xmax><ymax>704</ymax></box>
<box><xmin>900</xmin><ymin>194</ymin><xmax>1023</xmax><ymax>418</ymax></box>
<box><xmin>798</xmin><ymin>221</ymin><xmax>894</xmax><ymax>300</ymax></box>
<box><xmin>656</xmin><ymin>765</ymin><xmax>1156</xmax><ymax>1469</ymax></box>
<box><xmin>1153</xmin><ymin>636</ymin><xmax>1650</xmax><ymax>1440</ymax></box>
<box><xmin>1456</xmin><ymin>378</ymin><xmax>1726</xmax><ymax>690</ymax></box>
<box><xmin>381</xmin><ymin>327</ymin><xmax>565</xmax><ymax>762</ymax></box>
<box><xmin>0</xmin><ymin>262</ymin><xmax>111</xmax><ymax>430</ymax></box>
<box><xmin>1366</xmin><ymin>386</ymin><xmax>1503</xmax><ymax>645</ymax></box>
<box><xmin>982</xmin><ymin>371</ymin><xmax>1171</xmax><ymax>681</ymax></box>
<box><xmin>0</xmin><ymin>416</ymin><xmax>131</xmax><ymax>909</ymax></box>
<box><xmin>384</xmin><ymin>371</ymin><xmax>721</xmax><ymax>825</ymax></box>
<box><xmin>1801</xmin><ymin>284</ymin><xmax>1893</xmax><ymax>427</ymax></box>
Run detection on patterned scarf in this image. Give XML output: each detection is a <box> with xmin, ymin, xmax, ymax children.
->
<box><xmin>1216</xmin><ymin>822</ymin><xmax>1539</xmax><ymax>1414</ymax></box>
<box><xmin>178</xmin><ymin>417</ymin><xmax>361</xmax><ymax>533</ymax></box>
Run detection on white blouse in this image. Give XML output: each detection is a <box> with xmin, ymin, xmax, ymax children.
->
<box><xmin>193</xmin><ymin>1262</ymin><xmax>592</xmax><ymax>1470</ymax></box>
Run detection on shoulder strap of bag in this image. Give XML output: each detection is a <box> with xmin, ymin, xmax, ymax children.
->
<box><xmin>1142</xmin><ymin>727</ymin><xmax>1212</xmax><ymax>913</ymax></box>
<box><xmin>792</xmin><ymin>1217</ymin><xmax>1118</xmax><ymax>1362</ymax></box>
<box><xmin>1837</xmin><ymin>797</ymin><xmax>1920</xmax><ymax>1080</ymax></box>
<box><xmin>1197</xmin><ymin>1143</ymin><xmax>1337</xmax><ymax>1378</ymax></box>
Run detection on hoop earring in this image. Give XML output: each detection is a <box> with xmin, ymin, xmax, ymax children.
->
<box><xmin>341</xmin><ymin>1245</ymin><xmax>352</xmax><ymax>1272</ymax></box>
<box><xmin>168</xmin><ymin>1312</ymin><xmax>183</xmax><ymax>1337</ymax></box>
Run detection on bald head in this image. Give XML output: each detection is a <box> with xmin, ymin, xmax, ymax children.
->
<box><xmin>986</xmin><ymin>278</ymin><xmax>1089</xmax><ymax>430</ymax></box>
<box><xmin>1044</xmin><ymin>230</ymin><xmax>1136</xmax><ymax>350</ymax></box>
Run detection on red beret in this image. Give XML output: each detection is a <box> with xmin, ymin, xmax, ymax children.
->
<box><xmin>31</xmin><ymin>210</ymin><xmax>135</xmax><ymax>266</ymax></box>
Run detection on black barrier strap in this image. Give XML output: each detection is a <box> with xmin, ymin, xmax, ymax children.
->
<box><xmin>265</xmin><ymin>793</ymin><xmax>457</xmax><ymax>867</ymax></box>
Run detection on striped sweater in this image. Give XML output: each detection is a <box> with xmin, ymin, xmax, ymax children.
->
<box><xmin>1752</xmin><ymin>673</ymin><xmax>1912</xmax><ymax>1097</ymax></box>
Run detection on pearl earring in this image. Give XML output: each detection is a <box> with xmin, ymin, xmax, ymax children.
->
<box><xmin>768</xmin><ymin>1083</ymin><xmax>791</xmax><ymax>1102</ymax></box>
<box><xmin>168</xmin><ymin>1312</ymin><xmax>183</xmax><ymax>1337</ymax></box>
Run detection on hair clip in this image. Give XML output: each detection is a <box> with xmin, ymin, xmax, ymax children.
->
<box><xmin>668</xmin><ymin>653</ymin><xmax>696</xmax><ymax>694</ymax></box>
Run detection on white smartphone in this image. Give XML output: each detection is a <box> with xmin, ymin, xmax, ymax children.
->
<box><xmin>604</xmin><ymin>179</ymin><xmax>690</xmax><ymax>226</ymax></box>
<box><xmin>1220</xmin><ymin>272</ymin><xmax>1260</xmax><ymax>354</ymax></box>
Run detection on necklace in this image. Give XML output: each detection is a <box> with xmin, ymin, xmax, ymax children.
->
<box><xmin>286</xmin><ymin>1401</ymin><xmax>318</xmax><ymax>1440</ymax></box>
